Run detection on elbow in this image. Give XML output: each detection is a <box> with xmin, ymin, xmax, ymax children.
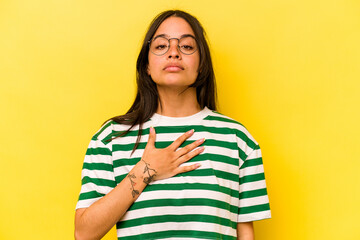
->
<box><xmin>74</xmin><ymin>229</ymin><xmax>85</xmax><ymax>240</ymax></box>
<box><xmin>74</xmin><ymin>222</ymin><xmax>93</xmax><ymax>240</ymax></box>
<box><xmin>74</xmin><ymin>227</ymin><xmax>99</xmax><ymax>240</ymax></box>
<box><xmin>75</xmin><ymin>209</ymin><xmax>93</xmax><ymax>240</ymax></box>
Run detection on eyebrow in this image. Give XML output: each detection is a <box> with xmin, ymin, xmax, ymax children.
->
<box><xmin>153</xmin><ymin>33</ymin><xmax>195</xmax><ymax>39</ymax></box>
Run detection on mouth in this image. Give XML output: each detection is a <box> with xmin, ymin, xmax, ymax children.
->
<box><xmin>164</xmin><ymin>66</ymin><xmax>183</xmax><ymax>72</ymax></box>
<box><xmin>163</xmin><ymin>64</ymin><xmax>184</xmax><ymax>72</ymax></box>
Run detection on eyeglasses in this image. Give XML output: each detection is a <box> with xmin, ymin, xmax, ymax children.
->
<box><xmin>148</xmin><ymin>35</ymin><xmax>198</xmax><ymax>56</ymax></box>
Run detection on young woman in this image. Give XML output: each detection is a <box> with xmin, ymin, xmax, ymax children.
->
<box><xmin>75</xmin><ymin>10</ymin><xmax>271</xmax><ymax>240</ymax></box>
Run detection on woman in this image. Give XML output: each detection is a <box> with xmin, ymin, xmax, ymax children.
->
<box><xmin>75</xmin><ymin>10</ymin><xmax>271</xmax><ymax>240</ymax></box>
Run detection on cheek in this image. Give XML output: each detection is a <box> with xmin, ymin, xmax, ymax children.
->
<box><xmin>147</xmin><ymin>55</ymin><xmax>162</xmax><ymax>76</ymax></box>
<box><xmin>190</xmin><ymin>55</ymin><xmax>200</xmax><ymax>73</ymax></box>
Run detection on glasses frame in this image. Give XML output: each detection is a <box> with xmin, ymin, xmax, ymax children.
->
<box><xmin>148</xmin><ymin>35</ymin><xmax>198</xmax><ymax>56</ymax></box>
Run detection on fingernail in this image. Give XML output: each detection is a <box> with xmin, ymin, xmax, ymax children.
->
<box><xmin>199</xmin><ymin>146</ymin><xmax>205</xmax><ymax>152</ymax></box>
<box><xmin>197</xmin><ymin>138</ymin><xmax>205</xmax><ymax>143</ymax></box>
<box><xmin>150</xmin><ymin>126</ymin><xmax>155</xmax><ymax>133</ymax></box>
<box><xmin>194</xmin><ymin>163</ymin><xmax>201</xmax><ymax>168</ymax></box>
<box><xmin>187</xmin><ymin>129</ymin><xmax>194</xmax><ymax>135</ymax></box>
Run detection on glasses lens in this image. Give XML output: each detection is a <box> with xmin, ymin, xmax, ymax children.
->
<box><xmin>179</xmin><ymin>36</ymin><xmax>197</xmax><ymax>55</ymax></box>
<box><xmin>150</xmin><ymin>37</ymin><xmax>169</xmax><ymax>55</ymax></box>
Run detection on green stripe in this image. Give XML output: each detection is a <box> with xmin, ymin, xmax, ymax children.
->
<box><xmin>128</xmin><ymin>198</ymin><xmax>238</xmax><ymax>214</ymax></box>
<box><xmin>235</xmin><ymin>131</ymin><xmax>257</xmax><ymax>150</ymax></box>
<box><xmin>112</xmin><ymin>138</ymin><xmax>238</xmax><ymax>152</ymax></box>
<box><xmin>118</xmin><ymin>214</ymin><xmax>236</xmax><ymax>229</ymax></box>
<box><xmin>83</xmin><ymin>162</ymin><xmax>113</xmax><ymax>171</ymax></box>
<box><xmin>116</xmin><ymin>229</ymin><xmax>235</xmax><ymax>240</ymax></box>
<box><xmin>204</xmin><ymin>114</ymin><xmax>244</xmax><ymax>127</ymax></box>
<box><xmin>85</xmin><ymin>147</ymin><xmax>111</xmax><ymax>156</ymax></box>
<box><xmin>239</xmin><ymin>203</ymin><xmax>270</xmax><ymax>214</ymax></box>
<box><xmin>81</xmin><ymin>176</ymin><xmax>116</xmax><ymax>188</ymax></box>
<box><xmin>239</xmin><ymin>188</ymin><xmax>268</xmax><ymax>199</ymax></box>
<box><xmin>115</xmin><ymin>168</ymin><xmax>238</xmax><ymax>183</ymax></box>
<box><xmin>145</xmin><ymin>183</ymin><xmax>238</xmax><ymax>198</ymax></box>
<box><xmin>239</xmin><ymin>173</ymin><xmax>265</xmax><ymax>184</ymax></box>
<box><xmin>238</xmin><ymin>148</ymin><xmax>247</xmax><ymax>161</ymax></box>
<box><xmin>92</xmin><ymin>121</ymin><xmax>112</xmax><ymax>140</ymax></box>
<box><xmin>113</xmin><ymin>153</ymin><xmax>239</xmax><ymax>168</ymax></box>
<box><xmin>178</xmin><ymin>169</ymin><xmax>238</xmax><ymax>182</ymax></box>
<box><xmin>109</xmin><ymin>124</ymin><xmax>256</xmax><ymax>150</ymax></box>
<box><xmin>240</xmin><ymin>157</ymin><xmax>263</xmax><ymax>169</ymax></box>
<box><xmin>111</xmin><ymin>176</ymin><xmax>239</xmax><ymax>198</ymax></box>
<box><xmin>113</xmin><ymin>157</ymin><xmax>141</xmax><ymax>167</ymax></box>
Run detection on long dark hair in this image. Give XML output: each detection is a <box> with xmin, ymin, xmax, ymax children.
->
<box><xmin>108</xmin><ymin>10</ymin><xmax>217</xmax><ymax>152</ymax></box>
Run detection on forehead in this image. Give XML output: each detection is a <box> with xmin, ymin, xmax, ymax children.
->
<box><xmin>153</xmin><ymin>16</ymin><xmax>195</xmax><ymax>38</ymax></box>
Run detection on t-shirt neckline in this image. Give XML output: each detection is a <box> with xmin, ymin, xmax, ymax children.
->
<box><xmin>150</xmin><ymin>106</ymin><xmax>211</xmax><ymax>126</ymax></box>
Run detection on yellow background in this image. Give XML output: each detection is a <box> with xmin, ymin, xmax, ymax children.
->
<box><xmin>1</xmin><ymin>0</ymin><xmax>359</xmax><ymax>239</ymax></box>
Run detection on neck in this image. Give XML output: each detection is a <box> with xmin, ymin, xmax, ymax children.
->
<box><xmin>156</xmin><ymin>86</ymin><xmax>201</xmax><ymax>117</ymax></box>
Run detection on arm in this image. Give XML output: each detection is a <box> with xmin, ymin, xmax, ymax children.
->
<box><xmin>237</xmin><ymin>222</ymin><xmax>254</xmax><ymax>240</ymax></box>
<box><xmin>74</xmin><ymin>127</ymin><xmax>205</xmax><ymax>240</ymax></box>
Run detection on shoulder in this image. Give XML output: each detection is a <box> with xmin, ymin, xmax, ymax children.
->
<box><xmin>204</xmin><ymin>109</ymin><xmax>260</xmax><ymax>153</ymax></box>
<box><xmin>90</xmin><ymin>120</ymin><xmax>126</xmax><ymax>144</ymax></box>
<box><xmin>204</xmin><ymin>109</ymin><xmax>246</xmax><ymax>129</ymax></box>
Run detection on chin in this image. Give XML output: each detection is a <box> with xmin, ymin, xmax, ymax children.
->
<box><xmin>157</xmin><ymin>77</ymin><xmax>196</xmax><ymax>87</ymax></box>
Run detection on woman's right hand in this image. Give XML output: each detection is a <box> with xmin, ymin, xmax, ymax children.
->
<box><xmin>140</xmin><ymin>127</ymin><xmax>205</xmax><ymax>183</ymax></box>
<box><xmin>74</xmin><ymin>127</ymin><xmax>204</xmax><ymax>240</ymax></box>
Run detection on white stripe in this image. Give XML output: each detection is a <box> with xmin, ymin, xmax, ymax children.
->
<box><xmin>81</xmin><ymin>169</ymin><xmax>115</xmax><ymax>181</ymax></box>
<box><xmin>112</xmin><ymin>145</ymin><xmax>239</xmax><ymax>162</ymax></box>
<box><xmin>113</xmin><ymin>158</ymin><xmax>240</xmax><ymax>178</ymax></box>
<box><xmin>79</xmin><ymin>182</ymin><xmax>113</xmax><ymax>195</ymax></box>
<box><xmin>238</xmin><ymin>210</ymin><xmax>271</xmax><ymax>222</ymax></box>
<box><xmin>240</xmin><ymin>180</ymin><xmax>266</xmax><ymax>192</ymax></box>
<box><xmin>239</xmin><ymin>195</ymin><xmax>269</xmax><ymax>207</ymax></box>
<box><xmin>240</xmin><ymin>165</ymin><xmax>264</xmax><ymax>176</ymax></box>
<box><xmin>121</xmin><ymin>205</ymin><xmax>238</xmax><ymax>222</ymax></box>
<box><xmin>203</xmin><ymin>115</ymin><xmax>256</xmax><ymax>142</ymax></box>
<box><xmin>136</xmin><ymin>189</ymin><xmax>236</xmax><ymax>204</ymax></box>
<box><xmin>202</xmin><ymin>146</ymin><xmax>239</xmax><ymax>159</ymax></box>
<box><xmin>151</xmin><ymin>175</ymin><xmax>234</xmax><ymax>186</ymax></box>
<box><xmin>83</xmin><ymin>154</ymin><xmax>112</xmax><ymax>164</ymax></box>
<box><xmin>246</xmin><ymin>148</ymin><xmax>262</xmax><ymax>159</ymax></box>
<box><xmin>110</xmin><ymin>131</ymin><xmax>255</xmax><ymax>163</ymax></box>
<box><xmin>117</xmin><ymin>221</ymin><xmax>236</xmax><ymax>238</ymax></box>
<box><xmin>114</xmin><ymin>174</ymin><xmax>240</xmax><ymax>192</ymax></box>
<box><xmin>110</xmin><ymin>130</ymin><xmax>254</xmax><ymax>152</ymax></box>
<box><xmin>204</xmin><ymin>160</ymin><xmax>239</xmax><ymax>175</ymax></box>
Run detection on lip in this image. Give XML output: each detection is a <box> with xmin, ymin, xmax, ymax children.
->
<box><xmin>163</xmin><ymin>63</ymin><xmax>184</xmax><ymax>72</ymax></box>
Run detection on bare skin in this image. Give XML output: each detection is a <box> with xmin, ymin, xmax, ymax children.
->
<box><xmin>237</xmin><ymin>222</ymin><xmax>255</xmax><ymax>240</ymax></box>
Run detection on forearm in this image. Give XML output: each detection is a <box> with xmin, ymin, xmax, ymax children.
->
<box><xmin>74</xmin><ymin>161</ymin><xmax>148</xmax><ymax>240</ymax></box>
<box><xmin>237</xmin><ymin>222</ymin><xmax>254</xmax><ymax>240</ymax></box>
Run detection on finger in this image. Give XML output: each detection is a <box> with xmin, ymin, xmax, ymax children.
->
<box><xmin>175</xmin><ymin>138</ymin><xmax>205</xmax><ymax>158</ymax></box>
<box><xmin>146</xmin><ymin>126</ymin><xmax>156</xmax><ymax>149</ymax></box>
<box><xmin>176</xmin><ymin>146</ymin><xmax>205</xmax><ymax>164</ymax></box>
<box><xmin>169</xmin><ymin>129</ymin><xmax>194</xmax><ymax>150</ymax></box>
<box><xmin>175</xmin><ymin>163</ymin><xmax>201</xmax><ymax>174</ymax></box>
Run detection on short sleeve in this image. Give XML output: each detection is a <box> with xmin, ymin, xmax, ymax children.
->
<box><xmin>75</xmin><ymin>124</ymin><xmax>117</xmax><ymax>209</ymax></box>
<box><xmin>238</xmin><ymin>145</ymin><xmax>271</xmax><ymax>222</ymax></box>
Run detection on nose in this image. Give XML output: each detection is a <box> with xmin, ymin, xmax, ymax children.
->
<box><xmin>167</xmin><ymin>39</ymin><xmax>181</xmax><ymax>59</ymax></box>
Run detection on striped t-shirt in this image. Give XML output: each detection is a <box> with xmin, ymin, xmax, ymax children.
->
<box><xmin>76</xmin><ymin>107</ymin><xmax>271</xmax><ymax>239</ymax></box>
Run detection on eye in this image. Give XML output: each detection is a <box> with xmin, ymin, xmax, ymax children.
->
<box><xmin>180</xmin><ymin>45</ymin><xmax>194</xmax><ymax>50</ymax></box>
<box><xmin>155</xmin><ymin>44</ymin><xmax>167</xmax><ymax>50</ymax></box>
